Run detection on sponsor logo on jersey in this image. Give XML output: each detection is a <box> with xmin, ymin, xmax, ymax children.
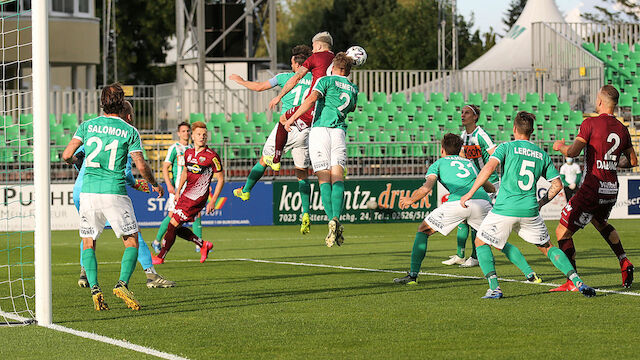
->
<box><xmin>212</xmin><ymin>157</ymin><xmax>222</xmax><ymax>171</ymax></box>
<box><xmin>598</xmin><ymin>181</ymin><xmax>618</xmax><ymax>195</ymax></box>
<box><xmin>188</xmin><ymin>164</ymin><xmax>202</xmax><ymax>174</ymax></box>
<box><xmin>464</xmin><ymin>145</ymin><xmax>482</xmax><ymax>159</ymax></box>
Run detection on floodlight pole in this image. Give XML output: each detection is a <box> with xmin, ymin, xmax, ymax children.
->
<box><xmin>33</xmin><ymin>0</ymin><xmax>52</xmax><ymax>327</ymax></box>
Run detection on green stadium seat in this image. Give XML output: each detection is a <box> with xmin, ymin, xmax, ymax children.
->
<box><xmin>50</xmin><ymin>148</ymin><xmax>60</xmax><ymax>162</ymax></box>
<box><xmin>210</xmin><ymin>112</ymin><xmax>226</xmax><ymax>124</ymax></box>
<box><xmin>582</xmin><ymin>42</ymin><xmax>596</xmax><ymax>54</ymax></box>
<box><xmin>569</xmin><ymin>111</ymin><xmax>583</xmax><ymax>125</ymax></box>
<box><xmin>220</xmin><ymin>122</ymin><xmax>234</xmax><ymax>134</ymax></box>
<box><xmin>433</xmin><ymin>112</ymin><xmax>447</xmax><ymax>126</ymax></box>
<box><xmin>356</xmin><ymin>131</ymin><xmax>372</xmax><ymax>142</ymax></box>
<box><xmin>632</xmin><ymin>102</ymin><xmax>640</xmax><ymax>117</ymax></box>
<box><xmin>467</xmin><ymin>93</ymin><xmax>483</xmax><ymax>105</ymax></box>
<box><xmin>0</xmin><ymin>148</ymin><xmax>15</xmax><ymax>163</ymax></box>
<box><xmin>500</xmin><ymin>103</ymin><xmax>515</xmax><ymax>114</ymax></box>
<box><xmin>487</xmin><ymin>93</ymin><xmax>502</xmax><ymax>105</ymax></box>
<box><xmin>356</xmin><ymin>92</ymin><xmax>368</xmax><ymax>109</ymax></box>
<box><xmin>210</xmin><ymin>131</ymin><xmax>224</xmax><ymax>144</ymax></box>
<box><xmin>430</xmin><ymin>92</ymin><xmax>445</xmax><ymax>104</ymax></box>
<box><xmin>449</xmin><ymin>92</ymin><xmax>464</xmax><ymax>105</ymax></box>
<box><xmin>363</xmin><ymin>102</ymin><xmax>378</xmax><ymax>114</ymax></box>
<box><xmin>405</xmin><ymin>121</ymin><xmax>420</xmax><ymax>132</ymax></box>
<box><xmin>348</xmin><ymin>144</ymin><xmax>364</xmax><ymax>158</ymax></box>
<box><xmin>620</xmin><ymin>93</ymin><xmax>634</xmax><ymax>108</ymax></box>
<box><xmin>382</xmin><ymin>103</ymin><xmax>397</xmax><ymax>113</ymax></box>
<box><xmin>391</xmin><ymin>92</ymin><xmax>407</xmax><ymax>104</ymax></box>
<box><xmin>525</xmin><ymin>92</ymin><xmax>540</xmax><ymax>104</ymax></box>
<box><xmin>403</xmin><ymin>103</ymin><xmax>417</xmax><ymax>117</ymax></box>
<box><xmin>230</xmin><ymin>112</ymin><xmax>246</xmax><ymax>123</ymax></box>
<box><xmin>421</xmin><ymin>102</ymin><xmax>436</xmax><ymax>115</ymax></box>
<box><xmin>374</xmin><ymin>111</ymin><xmax>389</xmax><ymax>125</ymax></box>
<box><xmin>5</xmin><ymin>125</ymin><xmax>20</xmax><ymax>139</ymax></box>
<box><xmin>600</xmin><ymin>42</ymin><xmax>613</xmax><ymax>54</ymax></box>
<box><xmin>397</xmin><ymin>133</ymin><xmax>411</xmax><ymax>142</ymax></box>
<box><xmin>543</xmin><ymin>93</ymin><xmax>559</xmax><ymax>106</ymax></box>
<box><xmin>21</xmin><ymin>123</ymin><xmax>33</xmax><ymax>138</ymax></box>
<box><xmin>83</xmin><ymin>113</ymin><xmax>98</xmax><ymax>121</ymax></box>
<box><xmin>18</xmin><ymin>114</ymin><xmax>32</xmax><ymax>125</ymax></box>
<box><xmin>410</xmin><ymin>144</ymin><xmax>426</xmax><ymax>157</ymax></box>
<box><xmin>492</xmin><ymin>112</ymin><xmax>507</xmax><ymax>126</ymax></box>
<box><xmin>556</xmin><ymin>101</ymin><xmax>571</xmax><ymax>115</ymax></box>
<box><xmin>410</xmin><ymin>92</ymin><xmax>426</xmax><ymax>104</ymax></box>
<box><xmin>190</xmin><ymin>113</ymin><xmax>205</xmax><ymax>123</ymax></box>
<box><xmin>251</xmin><ymin>112</ymin><xmax>267</xmax><ymax>124</ymax></box>
<box><xmin>506</xmin><ymin>93</ymin><xmax>521</xmax><ymax>104</ymax></box>
<box><xmin>239</xmin><ymin>122</ymin><xmax>256</xmax><ymax>133</ymax></box>
<box><xmin>480</xmin><ymin>102</ymin><xmax>493</xmax><ymax>115</ymax></box>
<box><xmin>364</xmin><ymin>121</ymin><xmax>379</xmax><ymax>133</ymax></box>
<box><xmin>372</xmin><ymin>92</ymin><xmax>387</xmax><ymax>105</ymax></box>
<box><xmin>61</xmin><ymin>113</ymin><xmax>78</xmax><ymax>129</ymax></box>
<box><xmin>394</xmin><ymin>113</ymin><xmax>409</xmax><ymax>128</ymax></box>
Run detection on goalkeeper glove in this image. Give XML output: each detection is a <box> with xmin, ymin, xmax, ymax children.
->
<box><xmin>73</xmin><ymin>151</ymin><xmax>85</xmax><ymax>171</ymax></box>
<box><xmin>132</xmin><ymin>179</ymin><xmax>150</xmax><ymax>193</ymax></box>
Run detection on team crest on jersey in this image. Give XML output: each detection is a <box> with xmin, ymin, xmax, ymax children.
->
<box><xmin>199</xmin><ymin>156</ymin><xmax>206</xmax><ymax>162</ymax></box>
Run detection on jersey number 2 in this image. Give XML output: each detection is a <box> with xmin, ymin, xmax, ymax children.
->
<box><xmin>337</xmin><ymin>93</ymin><xmax>351</xmax><ymax>114</ymax></box>
<box><xmin>604</xmin><ymin>133</ymin><xmax>620</xmax><ymax>161</ymax></box>
<box><xmin>86</xmin><ymin>136</ymin><xmax>119</xmax><ymax>171</ymax></box>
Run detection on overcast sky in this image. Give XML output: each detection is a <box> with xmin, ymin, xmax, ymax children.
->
<box><xmin>457</xmin><ymin>0</ymin><xmax>602</xmax><ymax>35</ymax></box>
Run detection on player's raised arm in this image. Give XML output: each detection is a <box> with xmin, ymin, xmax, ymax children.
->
<box><xmin>538</xmin><ymin>178</ymin><xmax>563</xmax><ymax>209</ymax></box>
<box><xmin>131</xmin><ymin>151</ymin><xmax>164</xmax><ymax>198</ymax></box>
<box><xmin>399</xmin><ymin>176</ymin><xmax>436</xmax><ymax>210</ymax></box>
<box><xmin>554</xmin><ymin>137</ymin><xmax>586</xmax><ymax>158</ymax></box>
<box><xmin>205</xmin><ymin>171</ymin><xmax>225</xmax><ymax>214</ymax></box>
<box><xmin>460</xmin><ymin>158</ymin><xmax>499</xmax><ymax>208</ymax></box>
<box><xmin>229</xmin><ymin>74</ymin><xmax>274</xmax><ymax>92</ymax></box>
<box><xmin>269</xmin><ymin>66</ymin><xmax>309</xmax><ymax>110</ymax></box>
<box><xmin>280</xmin><ymin>90</ymin><xmax>320</xmax><ymax>132</ymax></box>
<box><xmin>618</xmin><ymin>145</ymin><xmax>639</xmax><ymax>168</ymax></box>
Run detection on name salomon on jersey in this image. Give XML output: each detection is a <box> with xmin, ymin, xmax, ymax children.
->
<box><xmin>426</xmin><ymin>155</ymin><xmax>490</xmax><ymax>202</ymax></box>
<box><xmin>276</xmin><ymin>72</ymin><xmax>313</xmax><ymax>113</ymax></box>
<box><xmin>311</xmin><ymin>75</ymin><xmax>358</xmax><ymax>131</ymax></box>
<box><xmin>165</xmin><ymin>142</ymin><xmax>191</xmax><ymax>188</ymax></box>
<box><xmin>73</xmin><ymin>115</ymin><xmax>143</xmax><ymax>195</ymax></box>
<box><xmin>461</xmin><ymin>126</ymin><xmax>499</xmax><ymax>184</ymax></box>
<box><xmin>490</xmin><ymin>140</ymin><xmax>559</xmax><ymax>217</ymax></box>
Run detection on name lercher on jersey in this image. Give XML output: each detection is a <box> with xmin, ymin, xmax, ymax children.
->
<box><xmin>513</xmin><ymin>146</ymin><xmax>543</xmax><ymax>160</ymax></box>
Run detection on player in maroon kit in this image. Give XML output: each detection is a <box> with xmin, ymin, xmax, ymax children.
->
<box><xmin>548</xmin><ymin>85</ymin><xmax>638</xmax><ymax>291</ymax></box>
<box><xmin>266</xmin><ymin>31</ymin><xmax>335</xmax><ymax>171</ymax></box>
<box><xmin>152</xmin><ymin>121</ymin><xmax>225</xmax><ymax>264</ymax></box>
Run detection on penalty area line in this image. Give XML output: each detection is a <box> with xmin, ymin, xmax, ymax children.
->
<box><xmin>237</xmin><ymin>258</ymin><xmax>640</xmax><ymax>297</ymax></box>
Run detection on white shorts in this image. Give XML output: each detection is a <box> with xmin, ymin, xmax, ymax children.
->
<box><xmin>425</xmin><ymin>199</ymin><xmax>492</xmax><ymax>235</ymax></box>
<box><xmin>79</xmin><ymin>193</ymin><xmax>139</xmax><ymax>239</ymax></box>
<box><xmin>166</xmin><ymin>193</ymin><xmax>176</xmax><ymax>213</ymax></box>
<box><xmin>489</xmin><ymin>181</ymin><xmax>500</xmax><ymax>203</ymax></box>
<box><xmin>262</xmin><ymin>125</ymin><xmax>310</xmax><ymax>169</ymax></box>
<box><xmin>308</xmin><ymin>127</ymin><xmax>347</xmax><ymax>172</ymax></box>
<box><xmin>477</xmin><ymin>211</ymin><xmax>550</xmax><ymax>250</ymax></box>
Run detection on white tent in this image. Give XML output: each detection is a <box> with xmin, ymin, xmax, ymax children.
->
<box><xmin>464</xmin><ymin>0</ymin><xmax>566</xmax><ymax>71</ymax></box>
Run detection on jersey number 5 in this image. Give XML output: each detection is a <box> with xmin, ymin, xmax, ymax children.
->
<box><xmin>518</xmin><ymin>160</ymin><xmax>535</xmax><ymax>191</ymax></box>
<box><xmin>85</xmin><ymin>136</ymin><xmax>119</xmax><ymax>171</ymax></box>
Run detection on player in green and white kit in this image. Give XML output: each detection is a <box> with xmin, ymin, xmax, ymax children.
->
<box><xmin>152</xmin><ymin>122</ymin><xmax>203</xmax><ymax>252</ymax></box>
<box><xmin>282</xmin><ymin>53</ymin><xmax>358</xmax><ymax>247</ymax></box>
<box><xmin>443</xmin><ymin>104</ymin><xmax>500</xmax><ymax>268</ymax></box>
<box><xmin>229</xmin><ymin>45</ymin><xmax>314</xmax><ymax>235</ymax></box>
<box><xmin>63</xmin><ymin>83</ymin><xmax>164</xmax><ymax>310</ymax></box>
<box><xmin>393</xmin><ymin>134</ymin><xmax>540</xmax><ymax>285</ymax></box>
<box><xmin>460</xmin><ymin>111</ymin><xmax>595</xmax><ymax>299</ymax></box>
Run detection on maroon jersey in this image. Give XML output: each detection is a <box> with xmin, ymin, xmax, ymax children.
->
<box><xmin>294</xmin><ymin>51</ymin><xmax>335</xmax><ymax>127</ymax></box>
<box><xmin>173</xmin><ymin>146</ymin><xmax>222</xmax><ymax>222</ymax></box>
<box><xmin>576</xmin><ymin>114</ymin><xmax>632</xmax><ymax>198</ymax></box>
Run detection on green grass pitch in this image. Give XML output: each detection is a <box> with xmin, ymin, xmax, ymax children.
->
<box><xmin>2</xmin><ymin>220</ymin><xmax>640</xmax><ymax>359</ymax></box>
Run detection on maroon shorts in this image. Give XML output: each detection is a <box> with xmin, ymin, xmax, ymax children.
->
<box><xmin>559</xmin><ymin>189</ymin><xmax>616</xmax><ymax>233</ymax></box>
<box><xmin>172</xmin><ymin>195</ymin><xmax>206</xmax><ymax>223</ymax></box>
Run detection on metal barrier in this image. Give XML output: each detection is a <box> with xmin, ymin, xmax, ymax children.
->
<box><xmin>542</xmin><ymin>22</ymin><xmax>640</xmax><ymax>50</ymax></box>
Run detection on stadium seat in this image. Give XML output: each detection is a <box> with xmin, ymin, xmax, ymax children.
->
<box><xmin>210</xmin><ymin>112</ymin><xmax>226</xmax><ymax>124</ymax></box>
<box><xmin>543</xmin><ymin>93</ymin><xmax>559</xmax><ymax>106</ymax></box>
<box><xmin>391</xmin><ymin>92</ymin><xmax>407</xmax><ymax>104</ymax></box>
<box><xmin>410</xmin><ymin>92</ymin><xmax>426</xmax><ymax>104</ymax></box>
<box><xmin>525</xmin><ymin>92</ymin><xmax>540</xmax><ymax>104</ymax></box>
<box><xmin>356</xmin><ymin>92</ymin><xmax>368</xmax><ymax>110</ymax></box>
<box><xmin>467</xmin><ymin>93</ymin><xmax>483</xmax><ymax>105</ymax></box>
<box><xmin>430</xmin><ymin>92</ymin><xmax>445</xmax><ymax>104</ymax></box>
<box><xmin>448</xmin><ymin>92</ymin><xmax>464</xmax><ymax>105</ymax></box>
<box><xmin>5</xmin><ymin>125</ymin><xmax>20</xmax><ymax>139</ymax></box>
<box><xmin>0</xmin><ymin>148</ymin><xmax>15</xmax><ymax>163</ymax></box>
<box><xmin>619</xmin><ymin>93</ymin><xmax>633</xmax><ymax>108</ymax></box>
<box><xmin>230</xmin><ymin>112</ymin><xmax>246</xmax><ymax>124</ymax></box>
<box><xmin>382</xmin><ymin>103</ymin><xmax>397</xmax><ymax>113</ymax></box>
<box><xmin>556</xmin><ymin>102</ymin><xmax>571</xmax><ymax>115</ymax></box>
<box><xmin>374</xmin><ymin>111</ymin><xmax>389</xmax><ymax>125</ymax></box>
<box><xmin>61</xmin><ymin>113</ymin><xmax>78</xmax><ymax>131</ymax></box>
<box><xmin>487</xmin><ymin>93</ymin><xmax>502</xmax><ymax>105</ymax></box>
<box><xmin>190</xmin><ymin>113</ymin><xmax>205</xmax><ymax>123</ymax></box>
<box><xmin>403</xmin><ymin>103</ymin><xmax>417</xmax><ymax>117</ymax></box>
<box><xmin>220</xmin><ymin>122</ymin><xmax>234</xmax><ymax>134</ymax></box>
<box><xmin>363</xmin><ymin>102</ymin><xmax>378</xmax><ymax>114</ymax></box>
<box><xmin>506</xmin><ymin>93</ymin><xmax>521</xmax><ymax>104</ymax></box>
<box><xmin>18</xmin><ymin>114</ymin><xmax>32</xmax><ymax>125</ymax></box>
<box><xmin>83</xmin><ymin>113</ymin><xmax>98</xmax><ymax>121</ymax></box>
<box><xmin>372</xmin><ymin>92</ymin><xmax>387</xmax><ymax>106</ymax></box>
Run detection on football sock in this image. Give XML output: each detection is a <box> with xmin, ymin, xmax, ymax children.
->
<box><xmin>79</xmin><ymin>240</ymin><xmax>84</xmax><ymax>268</ymax></box>
<box><xmin>409</xmin><ymin>232</ymin><xmax>429</xmax><ymax>277</ymax></box>
<box><xmin>476</xmin><ymin>244</ymin><xmax>499</xmax><ymax>290</ymax></box>
<box><xmin>81</xmin><ymin>248</ymin><xmax>98</xmax><ymax>287</ymax></box>
<box><xmin>155</xmin><ymin>216</ymin><xmax>171</xmax><ymax>242</ymax></box>
<box><xmin>501</xmin><ymin>242</ymin><xmax>534</xmax><ymax>277</ymax></box>
<box><xmin>331</xmin><ymin>181</ymin><xmax>345</xmax><ymax>219</ymax></box>
<box><xmin>557</xmin><ymin>238</ymin><xmax>577</xmax><ymax>270</ymax></box>
<box><xmin>136</xmin><ymin>233</ymin><xmax>153</xmax><ymax>270</ymax></box>
<box><xmin>193</xmin><ymin>217</ymin><xmax>202</xmax><ymax>239</ymax></box>
<box><xmin>320</xmin><ymin>182</ymin><xmax>333</xmax><ymax>219</ymax></box>
<box><xmin>599</xmin><ymin>224</ymin><xmax>627</xmax><ymax>261</ymax></box>
<box><xmin>144</xmin><ymin>266</ymin><xmax>157</xmax><ymax>275</ymax></box>
<box><xmin>176</xmin><ymin>226</ymin><xmax>204</xmax><ymax>247</ymax></box>
<box><xmin>547</xmin><ymin>246</ymin><xmax>583</xmax><ymax>286</ymax></box>
<box><xmin>470</xmin><ymin>230</ymin><xmax>477</xmax><ymax>259</ymax></box>
<box><xmin>273</xmin><ymin>123</ymin><xmax>288</xmax><ymax>164</ymax></box>
<box><xmin>158</xmin><ymin>223</ymin><xmax>177</xmax><ymax>259</ymax></box>
<box><xmin>243</xmin><ymin>162</ymin><xmax>266</xmax><ymax>193</ymax></box>
<box><xmin>456</xmin><ymin>223</ymin><xmax>469</xmax><ymax>258</ymax></box>
<box><xmin>298</xmin><ymin>179</ymin><xmax>311</xmax><ymax>214</ymax></box>
<box><xmin>119</xmin><ymin>246</ymin><xmax>138</xmax><ymax>284</ymax></box>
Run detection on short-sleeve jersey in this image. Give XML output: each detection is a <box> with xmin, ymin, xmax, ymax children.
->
<box><xmin>164</xmin><ymin>142</ymin><xmax>190</xmax><ymax>188</ymax></box>
<box><xmin>73</xmin><ymin>115</ymin><xmax>143</xmax><ymax>195</ymax></box>
<box><xmin>461</xmin><ymin>126</ymin><xmax>499</xmax><ymax>184</ymax></box>
<box><xmin>426</xmin><ymin>155</ymin><xmax>490</xmax><ymax>202</ymax></box>
<box><xmin>311</xmin><ymin>75</ymin><xmax>358</xmax><ymax>131</ymax></box>
<box><xmin>576</xmin><ymin>114</ymin><xmax>632</xmax><ymax>198</ymax></box>
<box><xmin>275</xmin><ymin>72</ymin><xmax>313</xmax><ymax>112</ymax></box>
<box><xmin>559</xmin><ymin>163</ymin><xmax>581</xmax><ymax>186</ymax></box>
<box><xmin>301</xmin><ymin>51</ymin><xmax>335</xmax><ymax>90</ymax></box>
<box><xmin>490</xmin><ymin>140</ymin><xmax>560</xmax><ymax>217</ymax></box>
<box><xmin>182</xmin><ymin>147</ymin><xmax>223</xmax><ymax>202</ymax></box>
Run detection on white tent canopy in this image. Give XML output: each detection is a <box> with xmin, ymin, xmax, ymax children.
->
<box><xmin>463</xmin><ymin>0</ymin><xmax>566</xmax><ymax>71</ymax></box>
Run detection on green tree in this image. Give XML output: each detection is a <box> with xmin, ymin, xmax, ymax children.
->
<box><xmin>583</xmin><ymin>0</ymin><xmax>639</xmax><ymax>22</ymax></box>
<box><xmin>97</xmin><ymin>0</ymin><xmax>176</xmax><ymax>85</ymax></box>
<box><xmin>502</xmin><ymin>0</ymin><xmax>527</xmax><ymax>34</ymax></box>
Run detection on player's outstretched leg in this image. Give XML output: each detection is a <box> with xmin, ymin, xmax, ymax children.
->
<box><xmin>543</xmin><ymin>245</ymin><xmax>595</xmax><ymax>297</ymax></box>
<box><xmin>153</xmin><ymin>221</ymin><xmax>180</xmax><ymax>264</ymax></box>
<box><xmin>269</xmin><ymin>123</ymin><xmax>288</xmax><ymax>171</ymax></box>
<box><xmin>552</xmin><ymin>227</ymin><xmax>579</xmax><ymax>292</ymax></box>
<box><xmin>153</xmin><ymin>215</ymin><xmax>172</xmax><ymax>253</ymax></box>
<box><xmin>299</xmin><ymin>178</ymin><xmax>311</xmax><ymax>235</ymax></box>
<box><xmin>500</xmin><ymin>243</ymin><xmax>542</xmax><ymax>283</ymax></box>
<box><xmin>234</xmin><ymin>161</ymin><xmax>267</xmax><ymax>201</ymax></box>
<box><xmin>444</xmin><ymin>223</ymin><xmax>468</xmax><ymax>265</ymax></box>
<box><xmin>394</xmin><ymin>231</ymin><xmax>429</xmax><ymax>285</ymax></box>
<box><xmin>176</xmin><ymin>226</ymin><xmax>213</xmax><ymax>263</ymax></box>
<box><xmin>598</xmin><ymin>223</ymin><xmax>633</xmax><ymax>288</ymax></box>
<box><xmin>476</xmin><ymin>243</ymin><xmax>502</xmax><ymax>299</ymax></box>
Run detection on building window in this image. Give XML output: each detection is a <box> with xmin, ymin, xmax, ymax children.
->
<box><xmin>78</xmin><ymin>0</ymin><xmax>89</xmax><ymax>13</ymax></box>
<box><xmin>52</xmin><ymin>0</ymin><xmax>73</xmax><ymax>14</ymax></box>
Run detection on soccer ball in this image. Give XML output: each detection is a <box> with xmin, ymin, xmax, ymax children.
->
<box><xmin>366</xmin><ymin>198</ymin><xmax>378</xmax><ymax>210</ymax></box>
<box><xmin>346</xmin><ymin>46</ymin><xmax>367</xmax><ymax>66</ymax></box>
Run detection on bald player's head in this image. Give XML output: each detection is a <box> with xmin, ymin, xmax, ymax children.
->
<box><xmin>119</xmin><ymin>100</ymin><xmax>134</xmax><ymax>124</ymax></box>
<box><xmin>596</xmin><ymin>85</ymin><xmax>619</xmax><ymax>113</ymax></box>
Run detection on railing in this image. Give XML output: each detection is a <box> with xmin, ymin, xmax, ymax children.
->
<box><xmin>531</xmin><ymin>22</ymin><xmax>604</xmax><ymax>111</ymax></box>
<box><xmin>543</xmin><ymin>22</ymin><xmax>640</xmax><ymax>50</ymax></box>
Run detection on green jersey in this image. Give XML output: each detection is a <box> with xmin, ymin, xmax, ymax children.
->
<box><xmin>311</xmin><ymin>75</ymin><xmax>358</xmax><ymax>131</ymax></box>
<box><xmin>490</xmin><ymin>140</ymin><xmax>560</xmax><ymax>217</ymax></box>
<box><xmin>274</xmin><ymin>72</ymin><xmax>313</xmax><ymax>112</ymax></box>
<box><xmin>164</xmin><ymin>142</ymin><xmax>190</xmax><ymax>187</ymax></box>
<box><xmin>426</xmin><ymin>155</ymin><xmax>490</xmax><ymax>202</ymax></box>
<box><xmin>461</xmin><ymin>126</ymin><xmax>499</xmax><ymax>184</ymax></box>
<box><xmin>73</xmin><ymin>115</ymin><xmax>144</xmax><ymax>195</ymax></box>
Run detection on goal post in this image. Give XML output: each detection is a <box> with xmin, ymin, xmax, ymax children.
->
<box><xmin>32</xmin><ymin>0</ymin><xmax>51</xmax><ymax>326</ymax></box>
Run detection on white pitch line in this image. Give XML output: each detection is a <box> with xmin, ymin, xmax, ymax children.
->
<box><xmin>237</xmin><ymin>258</ymin><xmax>640</xmax><ymax>297</ymax></box>
<box><xmin>43</xmin><ymin>323</ymin><xmax>189</xmax><ymax>360</ymax></box>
